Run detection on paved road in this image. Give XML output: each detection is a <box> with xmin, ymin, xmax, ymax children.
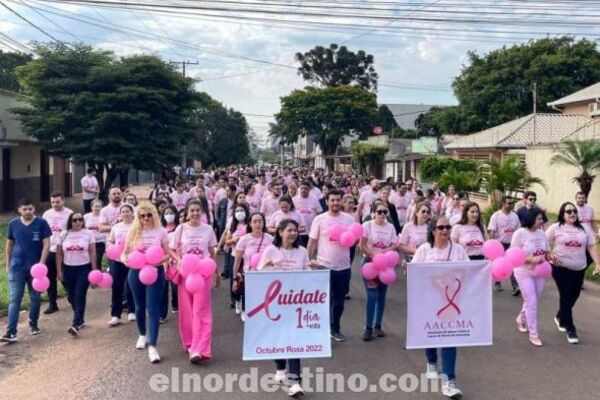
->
<box><xmin>1</xmin><ymin>258</ymin><xmax>600</xmax><ymax>400</ymax></box>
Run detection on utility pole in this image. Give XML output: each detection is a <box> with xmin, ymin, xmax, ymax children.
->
<box><xmin>169</xmin><ymin>60</ymin><xmax>199</xmax><ymax>78</ymax></box>
<box><xmin>532</xmin><ymin>82</ymin><xmax>537</xmax><ymax>145</ymax></box>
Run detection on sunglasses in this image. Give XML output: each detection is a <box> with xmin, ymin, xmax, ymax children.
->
<box><xmin>140</xmin><ymin>213</ymin><xmax>153</xmax><ymax>219</ymax></box>
<box><xmin>72</xmin><ymin>218</ymin><xmax>84</xmax><ymax>222</ymax></box>
<box><xmin>420</xmin><ymin>210</ymin><xmax>430</xmax><ymax>214</ymax></box>
<box><xmin>565</xmin><ymin>209</ymin><xmax>578</xmax><ymax>215</ymax></box>
<box><xmin>435</xmin><ymin>225</ymin><xmax>452</xmax><ymax>231</ymax></box>
<box><xmin>376</xmin><ymin>209</ymin><xmax>389</xmax><ymax>215</ymax></box>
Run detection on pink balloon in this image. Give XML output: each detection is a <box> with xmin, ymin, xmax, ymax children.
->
<box><xmin>535</xmin><ymin>261</ymin><xmax>552</xmax><ymax>278</ymax></box>
<box><xmin>105</xmin><ymin>244</ymin><xmax>123</xmax><ymax>261</ymax></box>
<box><xmin>88</xmin><ymin>269</ymin><xmax>103</xmax><ymax>285</ymax></box>
<box><xmin>327</xmin><ymin>224</ymin><xmax>346</xmax><ymax>241</ymax></box>
<box><xmin>30</xmin><ymin>263</ymin><xmax>48</xmax><ymax>279</ymax></box>
<box><xmin>505</xmin><ymin>247</ymin><xmax>526</xmax><ymax>268</ymax></box>
<box><xmin>185</xmin><ymin>273</ymin><xmax>205</xmax><ymax>294</ymax></box>
<box><xmin>249</xmin><ymin>253</ymin><xmax>262</xmax><ymax>270</ymax></box>
<box><xmin>144</xmin><ymin>245</ymin><xmax>165</xmax><ymax>265</ymax></box>
<box><xmin>139</xmin><ymin>266</ymin><xmax>158</xmax><ymax>285</ymax></box>
<box><xmin>348</xmin><ymin>223</ymin><xmax>364</xmax><ymax>238</ymax></box>
<box><xmin>378</xmin><ymin>268</ymin><xmax>397</xmax><ymax>285</ymax></box>
<box><xmin>180</xmin><ymin>254</ymin><xmax>201</xmax><ymax>278</ymax></box>
<box><xmin>361</xmin><ymin>262</ymin><xmax>378</xmax><ymax>280</ymax></box>
<box><xmin>98</xmin><ymin>272</ymin><xmax>113</xmax><ymax>289</ymax></box>
<box><xmin>32</xmin><ymin>277</ymin><xmax>50</xmax><ymax>293</ymax></box>
<box><xmin>127</xmin><ymin>251</ymin><xmax>146</xmax><ymax>269</ymax></box>
<box><xmin>198</xmin><ymin>258</ymin><xmax>217</xmax><ymax>278</ymax></box>
<box><xmin>339</xmin><ymin>231</ymin><xmax>356</xmax><ymax>248</ymax></box>
<box><xmin>372</xmin><ymin>253</ymin><xmax>388</xmax><ymax>271</ymax></box>
<box><xmin>491</xmin><ymin>257</ymin><xmax>513</xmax><ymax>281</ymax></box>
<box><xmin>483</xmin><ymin>240</ymin><xmax>505</xmax><ymax>261</ymax></box>
<box><xmin>384</xmin><ymin>251</ymin><xmax>400</xmax><ymax>268</ymax></box>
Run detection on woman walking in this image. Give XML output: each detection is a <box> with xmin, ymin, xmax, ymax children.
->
<box><xmin>225</xmin><ymin>203</ymin><xmax>251</xmax><ymax>314</ymax></box>
<box><xmin>399</xmin><ymin>202</ymin><xmax>430</xmax><ymax>260</ymax></box>
<box><xmin>160</xmin><ymin>205</ymin><xmax>180</xmax><ymax>322</ymax></box>
<box><xmin>450</xmin><ymin>202</ymin><xmax>486</xmax><ymax>260</ymax></box>
<box><xmin>84</xmin><ymin>199</ymin><xmax>107</xmax><ymax>271</ymax></box>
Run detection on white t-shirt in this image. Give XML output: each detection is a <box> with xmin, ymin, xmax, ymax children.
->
<box><xmin>358</xmin><ymin>190</ymin><xmax>379</xmax><ymax>220</ymax></box>
<box><xmin>398</xmin><ymin>222</ymin><xmax>428</xmax><ymax>251</ymax></box>
<box><xmin>510</xmin><ymin>227</ymin><xmax>548</xmax><ymax>275</ymax></box>
<box><xmin>100</xmin><ymin>203</ymin><xmax>122</xmax><ymax>227</ymax></box>
<box><xmin>412</xmin><ymin>242</ymin><xmax>469</xmax><ymax>263</ymax></box>
<box><xmin>58</xmin><ymin>229</ymin><xmax>94</xmax><ymax>266</ymax></box>
<box><xmin>362</xmin><ymin>220</ymin><xmax>397</xmax><ymax>251</ymax></box>
<box><xmin>84</xmin><ymin>212</ymin><xmax>107</xmax><ymax>243</ymax></box>
<box><xmin>293</xmin><ymin>195</ymin><xmax>323</xmax><ymax>234</ymax></box>
<box><xmin>80</xmin><ymin>175</ymin><xmax>99</xmax><ymax>200</ymax></box>
<box><xmin>389</xmin><ymin>192</ymin><xmax>411</xmax><ymax>225</ymax></box>
<box><xmin>258</xmin><ymin>245</ymin><xmax>310</xmax><ymax>271</ymax></box>
<box><xmin>546</xmin><ymin>223</ymin><xmax>595</xmax><ymax>270</ymax></box>
<box><xmin>308</xmin><ymin>212</ymin><xmax>355</xmax><ymax>271</ymax></box>
<box><xmin>108</xmin><ymin>221</ymin><xmax>132</xmax><ymax>246</ymax></box>
<box><xmin>487</xmin><ymin>210</ymin><xmax>520</xmax><ymax>244</ymax></box>
<box><xmin>235</xmin><ymin>233</ymin><xmax>274</xmax><ymax>271</ymax></box>
<box><xmin>43</xmin><ymin>207</ymin><xmax>73</xmax><ymax>252</ymax></box>
<box><xmin>451</xmin><ymin>224</ymin><xmax>485</xmax><ymax>257</ymax></box>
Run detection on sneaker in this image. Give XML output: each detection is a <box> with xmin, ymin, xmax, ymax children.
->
<box><xmin>108</xmin><ymin>317</ymin><xmax>121</xmax><ymax>327</ymax></box>
<box><xmin>288</xmin><ymin>383</ymin><xmax>305</xmax><ymax>397</ymax></box>
<box><xmin>374</xmin><ymin>326</ymin><xmax>386</xmax><ymax>337</ymax></box>
<box><xmin>330</xmin><ymin>332</ymin><xmax>347</xmax><ymax>342</ymax></box>
<box><xmin>345</xmin><ymin>294</ymin><xmax>351</xmax><ymax>300</ymax></box>
<box><xmin>229</xmin><ymin>301</ymin><xmax>235</xmax><ymax>309</ymax></box>
<box><xmin>159</xmin><ymin>317</ymin><xmax>167</xmax><ymax>324</ymax></box>
<box><xmin>274</xmin><ymin>369</ymin><xmax>287</xmax><ymax>383</ymax></box>
<box><xmin>554</xmin><ymin>316</ymin><xmax>567</xmax><ymax>333</ymax></box>
<box><xmin>567</xmin><ymin>330</ymin><xmax>579</xmax><ymax>344</ymax></box>
<box><xmin>171</xmin><ymin>308</ymin><xmax>178</xmax><ymax>314</ymax></box>
<box><xmin>30</xmin><ymin>326</ymin><xmax>42</xmax><ymax>335</ymax></box>
<box><xmin>221</xmin><ymin>271</ymin><xmax>228</xmax><ymax>279</ymax></box>
<box><xmin>127</xmin><ymin>313</ymin><xmax>136</xmax><ymax>322</ymax></box>
<box><xmin>362</xmin><ymin>328</ymin><xmax>373</xmax><ymax>342</ymax></box>
<box><xmin>425</xmin><ymin>363</ymin><xmax>439</xmax><ymax>380</ymax></box>
<box><xmin>0</xmin><ymin>332</ymin><xmax>17</xmax><ymax>343</ymax></box>
<box><xmin>529</xmin><ymin>336</ymin><xmax>543</xmax><ymax>347</ymax></box>
<box><xmin>494</xmin><ymin>282</ymin><xmax>504</xmax><ymax>292</ymax></box>
<box><xmin>240</xmin><ymin>312</ymin><xmax>246</xmax><ymax>323</ymax></box>
<box><xmin>43</xmin><ymin>305</ymin><xmax>59</xmax><ymax>315</ymax></box>
<box><xmin>516</xmin><ymin>318</ymin><xmax>528</xmax><ymax>333</ymax></box>
<box><xmin>512</xmin><ymin>287</ymin><xmax>521</xmax><ymax>297</ymax></box>
<box><xmin>189</xmin><ymin>353</ymin><xmax>202</xmax><ymax>364</ymax></box>
<box><xmin>77</xmin><ymin>322</ymin><xmax>86</xmax><ymax>329</ymax></box>
<box><xmin>148</xmin><ymin>346</ymin><xmax>161</xmax><ymax>363</ymax></box>
<box><xmin>68</xmin><ymin>326</ymin><xmax>79</xmax><ymax>337</ymax></box>
<box><xmin>442</xmin><ymin>380</ymin><xmax>463</xmax><ymax>399</ymax></box>
<box><xmin>235</xmin><ymin>301</ymin><xmax>242</xmax><ymax>315</ymax></box>
<box><xmin>136</xmin><ymin>335</ymin><xmax>147</xmax><ymax>349</ymax></box>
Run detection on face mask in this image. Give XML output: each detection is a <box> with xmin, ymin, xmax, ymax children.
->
<box><xmin>235</xmin><ymin>211</ymin><xmax>246</xmax><ymax>221</ymax></box>
<box><xmin>164</xmin><ymin>214</ymin><xmax>175</xmax><ymax>223</ymax></box>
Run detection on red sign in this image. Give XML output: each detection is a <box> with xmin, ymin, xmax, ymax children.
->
<box><xmin>373</xmin><ymin>126</ymin><xmax>383</xmax><ymax>135</ymax></box>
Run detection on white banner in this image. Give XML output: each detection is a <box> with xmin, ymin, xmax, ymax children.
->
<box><xmin>243</xmin><ymin>270</ymin><xmax>331</xmax><ymax>361</ymax></box>
<box><xmin>406</xmin><ymin>261</ymin><xmax>493</xmax><ymax>349</ymax></box>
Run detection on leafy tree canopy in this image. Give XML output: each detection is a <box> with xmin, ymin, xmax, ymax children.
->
<box><xmin>0</xmin><ymin>50</ymin><xmax>32</xmax><ymax>92</ymax></box>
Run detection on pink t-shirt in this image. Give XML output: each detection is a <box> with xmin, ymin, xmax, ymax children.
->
<box><xmin>358</xmin><ymin>190</ymin><xmax>379</xmax><ymax>219</ymax></box>
<box><xmin>80</xmin><ymin>175</ymin><xmax>99</xmax><ymax>200</ymax></box>
<box><xmin>309</xmin><ymin>187</ymin><xmax>322</xmax><ymax>200</ymax></box>
<box><xmin>255</xmin><ymin>183</ymin><xmax>267</xmax><ymax>199</ymax></box>
<box><xmin>576</xmin><ymin>204</ymin><xmax>596</xmax><ymax>237</ymax></box>
<box><xmin>510</xmin><ymin>227</ymin><xmax>548</xmax><ymax>275</ymax></box>
<box><xmin>170</xmin><ymin>223</ymin><xmax>217</xmax><ymax>258</ymax></box>
<box><xmin>412</xmin><ymin>242</ymin><xmax>469</xmax><ymax>263</ymax></box>
<box><xmin>260</xmin><ymin>196</ymin><xmax>280</xmax><ymax>218</ymax></box>
<box><xmin>58</xmin><ymin>229</ymin><xmax>94</xmax><ymax>266</ymax></box>
<box><xmin>309</xmin><ymin>212</ymin><xmax>355</xmax><ymax>271</ymax></box>
<box><xmin>235</xmin><ymin>233</ymin><xmax>274</xmax><ymax>271</ymax></box>
<box><xmin>84</xmin><ymin>212</ymin><xmax>107</xmax><ymax>243</ymax></box>
<box><xmin>487</xmin><ymin>210</ymin><xmax>520</xmax><ymax>244</ymax></box>
<box><xmin>268</xmin><ymin>210</ymin><xmax>305</xmax><ymax>231</ymax></box>
<box><xmin>258</xmin><ymin>245</ymin><xmax>310</xmax><ymax>271</ymax></box>
<box><xmin>213</xmin><ymin>187</ymin><xmax>227</xmax><ymax>207</ymax></box>
<box><xmin>362</xmin><ymin>220</ymin><xmax>398</xmax><ymax>250</ymax></box>
<box><xmin>451</xmin><ymin>224</ymin><xmax>485</xmax><ymax>257</ymax></box>
<box><xmin>171</xmin><ymin>191</ymin><xmax>191</xmax><ymax>211</ymax></box>
<box><xmin>100</xmin><ymin>203</ymin><xmax>122</xmax><ymax>227</ymax></box>
<box><xmin>293</xmin><ymin>195</ymin><xmax>323</xmax><ymax>233</ymax></box>
<box><xmin>108</xmin><ymin>222</ymin><xmax>133</xmax><ymax>246</ymax></box>
<box><xmin>389</xmin><ymin>192</ymin><xmax>411</xmax><ymax>225</ymax></box>
<box><xmin>127</xmin><ymin>227</ymin><xmax>168</xmax><ymax>255</ymax></box>
<box><xmin>546</xmin><ymin>223</ymin><xmax>595</xmax><ymax>270</ymax></box>
<box><xmin>398</xmin><ymin>222</ymin><xmax>428</xmax><ymax>250</ymax></box>
<box><xmin>43</xmin><ymin>207</ymin><xmax>73</xmax><ymax>252</ymax></box>
<box><xmin>246</xmin><ymin>194</ymin><xmax>261</xmax><ymax>213</ymax></box>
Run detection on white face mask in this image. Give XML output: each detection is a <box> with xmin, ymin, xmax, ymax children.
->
<box><xmin>164</xmin><ymin>214</ymin><xmax>176</xmax><ymax>223</ymax></box>
<box><xmin>235</xmin><ymin>211</ymin><xmax>246</xmax><ymax>221</ymax></box>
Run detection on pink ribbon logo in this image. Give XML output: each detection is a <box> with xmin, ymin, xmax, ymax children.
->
<box><xmin>247</xmin><ymin>280</ymin><xmax>282</xmax><ymax>321</ymax></box>
<box><xmin>436</xmin><ymin>279</ymin><xmax>462</xmax><ymax>317</ymax></box>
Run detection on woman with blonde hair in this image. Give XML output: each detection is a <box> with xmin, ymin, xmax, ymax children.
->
<box><xmin>122</xmin><ymin>201</ymin><xmax>173</xmax><ymax>363</ymax></box>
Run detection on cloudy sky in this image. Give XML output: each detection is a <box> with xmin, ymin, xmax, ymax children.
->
<box><xmin>2</xmin><ymin>0</ymin><xmax>599</xmax><ymax>143</ymax></box>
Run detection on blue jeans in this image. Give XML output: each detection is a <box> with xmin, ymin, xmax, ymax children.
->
<box><xmin>63</xmin><ymin>264</ymin><xmax>91</xmax><ymax>328</ymax></box>
<box><xmin>425</xmin><ymin>347</ymin><xmax>457</xmax><ymax>381</ymax></box>
<box><xmin>363</xmin><ymin>277</ymin><xmax>388</xmax><ymax>329</ymax></box>
<box><xmin>128</xmin><ymin>267</ymin><xmax>166</xmax><ymax>346</ymax></box>
<box><xmin>329</xmin><ymin>268</ymin><xmax>351</xmax><ymax>334</ymax></box>
<box><xmin>109</xmin><ymin>260</ymin><xmax>135</xmax><ymax>318</ymax></box>
<box><xmin>7</xmin><ymin>267</ymin><xmax>41</xmax><ymax>335</ymax></box>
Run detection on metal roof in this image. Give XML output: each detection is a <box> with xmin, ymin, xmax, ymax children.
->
<box><xmin>547</xmin><ymin>82</ymin><xmax>600</xmax><ymax>107</ymax></box>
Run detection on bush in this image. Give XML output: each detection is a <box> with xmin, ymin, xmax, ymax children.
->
<box><xmin>420</xmin><ymin>156</ymin><xmax>480</xmax><ymax>183</ymax></box>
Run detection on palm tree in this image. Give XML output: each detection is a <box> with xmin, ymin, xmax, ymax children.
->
<box><xmin>550</xmin><ymin>140</ymin><xmax>600</xmax><ymax>197</ymax></box>
<box><xmin>483</xmin><ymin>155</ymin><xmax>546</xmax><ymax>205</ymax></box>
<box><xmin>438</xmin><ymin>166</ymin><xmax>482</xmax><ymax>193</ymax></box>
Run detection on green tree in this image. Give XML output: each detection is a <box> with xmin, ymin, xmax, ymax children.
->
<box><xmin>13</xmin><ymin>43</ymin><xmax>198</xmax><ymax>197</ymax></box>
<box><xmin>273</xmin><ymin>85</ymin><xmax>378</xmax><ymax>156</ymax></box>
<box><xmin>351</xmin><ymin>142</ymin><xmax>389</xmax><ymax>175</ymax></box>
<box><xmin>0</xmin><ymin>50</ymin><xmax>32</xmax><ymax>91</ymax></box>
<box><xmin>295</xmin><ymin>44</ymin><xmax>378</xmax><ymax>91</ymax></box>
<box><xmin>437</xmin><ymin>166</ymin><xmax>481</xmax><ymax>193</ymax></box>
<box><xmin>550</xmin><ymin>140</ymin><xmax>600</xmax><ymax>197</ymax></box>
<box><xmin>375</xmin><ymin>104</ymin><xmax>400</xmax><ymax>135</ymax></box>
<box><xmin>419</xmin><ymin>156</ymin><xmax>480</xmax><ymax>183</ymax></box>
<box><xmin>415</xmin><ymin>106</ymin><xmax>463</xmax><ymax>136</ymax></box>
<box><xmin>483</xmin><ymin>155</ymin><xmax>546</xmax><ymax>205</ymax></box>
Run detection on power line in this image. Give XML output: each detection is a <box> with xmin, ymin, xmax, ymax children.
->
<box><xmin>0</xmin><ymin>0</ymin><xmax>63</xmax><ymax>42</ymax></box>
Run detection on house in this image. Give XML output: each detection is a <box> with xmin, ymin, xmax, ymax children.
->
<box><xmin>384</xmin><ymin>136</ymin><xmax>441</xmax><ymax>181</ymax></box>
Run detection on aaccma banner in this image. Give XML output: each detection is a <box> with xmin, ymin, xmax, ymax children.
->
<box><xmin>406</xmin><ymin>261</ymin><xmax>492</xmax><ymax>349</ymax></box>
<box><xmin>243</xmin><ymin>270</ymin><xmax>331</xmax><ymax>361</ymax></box>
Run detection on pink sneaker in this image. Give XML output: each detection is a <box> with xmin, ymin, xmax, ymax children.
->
<box><xmin>516</xmin><ymin>318</ymin><xmax>528</xmax><ymax>333</ymax></box>
<box><xmin>529</xmin><ymin>336</ymin><xmax>543</xmax><ymax>347</ymax></box>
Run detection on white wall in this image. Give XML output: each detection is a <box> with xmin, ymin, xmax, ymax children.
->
<box><xmin>11</xmin><ymin>144</ymin><xmax>40</xmax><ymax>179</ymax></box>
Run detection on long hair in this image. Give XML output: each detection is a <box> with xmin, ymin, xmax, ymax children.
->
<box><xmin>247</xmin><ymin>212</ymin><xmax>267</xmax><ymax>234</ymax></box>
<box><xmin>161</xmin><ymin>205</ymin><xmax>180</xmax><ymax>231</ymax></box>
<box><xmin>272</xmin><ymin>219</ymin><xmax>300</xmax><ymax>248</ymax></box>
<box><xmin>125</xmin><ymin>201</ymin><xmax>161</xmax><ymax>254</ymax></box>
<box><xmin>279</xmin><ymin>195</ymin><xmax>295</xmax><ymax>211</ymax></box>
<box><xmin>557</xmin><ymin>202</ymin><xmax>584</xmax><ymax>230</ymax></box>
<box><xmin>457</xmin><ymin>201</ymin><xmax>486</xmax><ymax>237</ymax></box>
<box><xmin>66</xmin><ymin>212</ymin><xmax>85</xmax><ymax>231</ymax></box>
<box><xmin>230</xmin><ymin>203</ymin><xmax>251</xmax><ymax>234</ymax></box>
<box><xmin>412</xmin><ymin>201</ymin><xmax>431</xmax><ymax>225</ymax></box>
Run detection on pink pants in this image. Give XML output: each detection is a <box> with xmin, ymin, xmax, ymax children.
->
<box><xmin>178</xmin><ymin>279</ymin><xmax>213</xmax><ymax>358</ymax></box>
<box><xmin>514</xmin><ymin>272</ymin><xmax>545</xmax><ymax>338</ymax></box>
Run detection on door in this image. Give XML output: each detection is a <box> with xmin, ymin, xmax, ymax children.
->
<box><xmin>2</xmin><ymin>148</ymin><xmax>11</xmax><ymax>211</ymax></box>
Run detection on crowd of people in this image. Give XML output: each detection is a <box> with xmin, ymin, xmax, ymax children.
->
<box><xmin>4</xmin><ymin>164</ymin><xmax>600</xmax><ymax>399</ymax></box>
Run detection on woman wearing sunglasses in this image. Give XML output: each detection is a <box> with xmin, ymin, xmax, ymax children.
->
<box><xmin>359</xmin><ymin>202</ymin><xmax>398</xmax><ymax>341</ymax></box>
<box><xmin>122</xmin><ymin>201</ymin><xmax>173</xmax><ymax>363</ymax></box>
<box><xmin>56</xmin><ymin>212</ymin><xmax>97</xmax><ymax>337</ymax></box>
<box><xmin>546</xmin><ymin>202</ymin><xmax>600</xmax><ymax>344</ymax></box>
<box><xmin>451</xmin><ymin>202</ymin><xmax>486</xmax><ymax>261</ymax></box>
<box><xmin>399</xmin><ymin>202</ymin><xmax>431</xmax><ymax>261</ymax></box>
<box><xmin>411</xmin><ymin>215</ymin><xmax>468</xmax><ymax>399</ymax></box>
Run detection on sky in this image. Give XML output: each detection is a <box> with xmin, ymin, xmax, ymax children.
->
<box><xmin>2</xmin><ymin>0</ymin><xmax>600</xmax><ymax>145</ymax></box>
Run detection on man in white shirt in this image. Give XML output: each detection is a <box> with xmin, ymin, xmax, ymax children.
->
<box><xmin>575</xmin><ymin>191</ymin><xmax>598</xmax><ymax>270</ymax></box>
<box><xmin>357</xmin><ymin>179</ymin><xmax>380</xmax><ymax>222</ymax></box>
<box><xmin>293</xmin><ymin>180</ymin><xmax>323</xmax><ymax>247</ymax></box>
<box><xmin>81</xmin><ymin>167</ymin><xmax>99</xmax><ymax>213</ymax></box>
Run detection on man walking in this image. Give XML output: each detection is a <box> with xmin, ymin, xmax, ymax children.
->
<box><xmin>80</xmin><ymin>167</ymin><xmax>99</xmax><ymax>213</ymax></box>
